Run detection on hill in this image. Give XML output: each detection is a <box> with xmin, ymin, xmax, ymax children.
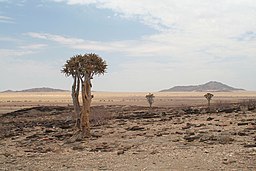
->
<box><xmin>20</xmin><ymin>87</ymin><xmax>69</xmax><ymax>92</ymax></box>
<box><xmin>1</xmin><ymin>87</ymin><xmax>69</xmax><ymax>93</ymax></box>
<box><xmin>160</xmin><ymin>81</ymin><xmax>245</xmax><ymax>92</ymax></box>
<box><xmin>1</xmin><ymin>90</ymin><xmax>15</xmax><ymax>93</ymax></box>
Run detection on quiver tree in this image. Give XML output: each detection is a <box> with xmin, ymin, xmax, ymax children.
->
<box><xmin>62</xmin><ymin>53</ymin><xmax>107</xmax><ymax>139</ymax></box>
<box><xmin>204</xmin><ymin>93</ymin><xmax>214</xmax><ymax>109</ymax></box>
<box><xmin>146</xmin><ymin>93</ymin><xmax>155</xmax><ymax>109</ymax></box>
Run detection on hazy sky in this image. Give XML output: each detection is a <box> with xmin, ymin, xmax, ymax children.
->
<box><xmin>1</xmin><ymin>0</ymin><xmax>256</xmax><ymax>92</ymax></box>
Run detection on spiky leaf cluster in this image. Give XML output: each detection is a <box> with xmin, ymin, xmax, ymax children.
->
<box><xmin>61</xmin><ymin>53</ymin><xmax>107</xmax><ymax>78</ymax></box>
<box><xmin>204</xmin><ymin>93</ymin><xmax>214</xmax><ymax>100</ymax></box>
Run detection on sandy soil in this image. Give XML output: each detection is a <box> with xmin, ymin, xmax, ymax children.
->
<box><xmin>1</xmin><ymin>101</ymin><xmax>256</xmax><ymax>170</ymax></box>
<box><xmin>1</xmin><ymin>91</ymin><xmax>256</xmax><ymax>114</ymax></box>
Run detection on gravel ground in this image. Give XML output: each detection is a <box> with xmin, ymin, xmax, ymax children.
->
<box><xmin>0</xmin><ymin>105</ymin><xmax>256</xmax><ymax>171</ymax></box>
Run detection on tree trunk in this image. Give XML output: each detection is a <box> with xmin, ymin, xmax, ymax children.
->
<box><xmin>208</xmin><ymin>99</ymin><xmax>210</xmax><ymax>107</ymax></box>
<box><xmin>207</xmin><ymin>99</ymin><xmax>211</xmax><ymax>113</ymax></box>
<box><xmin>80</xmin><ymin>76</ymin><xmax>92</xmax><ymax>138</ymax></box>
<box><xmin>71</xmin><ymin>76</ymin><xmax>81</xmax><ymax>129</ymax></box>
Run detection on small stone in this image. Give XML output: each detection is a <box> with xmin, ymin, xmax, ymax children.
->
<box><xmin>72</xmin><ymin>144</ymin><xmax>85</xmax><ymax>151</ymax></box>
<box><xmin>238</xmin><ymin>122</ymin><xmax>249</xmax><ymax>126</ymax></box>
<box><xmin>223</xmin><ymin>160</ymin><xmax>236</xmax><ymax>165</ymax></box>
<box><xmin>244</xmin><ymin>144</ymin><xmax>256</xmax><ymax>148</ymax></box>
<box><xmin>117</xmin><ymin>150</ymin><xmax>125</xmax><ymax>155</ymax></box>
<box><xmin>238</xmin><ymin>132</ymin><xmax>248</xmax><ymax>136</ymax></box>
<box><xmin>126</xmin><ymin>126</ymin><xmax>145</xmax><ymax>131</ymax></box>
<box><xmin>218</xmin><ymin>136</ymin><xmax>234</xmax><ymax>144</ymax></box>
<box><xmin>204</xmin><ymin>150</ymin><xmax>209</xmax><ymax>153</ymax></box>
<box><xmin>175</xmin><ymin>131</ymin><xmax>184</xmax><ymax>135</ymax></box>
<box><xmin>207</xmin><ymin>117</ymin><xmax>214</xmax><ymax>121</ymax></box>
<box><xmin>172</xmin><ymin>139</ymin><xmax>180</xmax><ymax>142</ymax></box>
<box><xmin>156</xmin><ymin>133</ymin><xmax>163</xmax><ymax>137</ymax></box>
<box><xmin>183</xmin><ymin>135</ymin><xmax>200</xmax><ymax>142</ymax></box>
<box><xmin>150</xmin><ymin>150</ymin><xmax>158</xmax><ymax>155</ymax></box>
<box><xmin>195</xmin><ymin>123</ymin><xmax>206</xmax><ymax>127</ymax></box>
<box><xmin>182</xmin><ymin>125</ymin><xmax>191</xmax><ymax>130</ymax></box>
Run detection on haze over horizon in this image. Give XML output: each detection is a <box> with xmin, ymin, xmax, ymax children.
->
<box><xmin>1</xmin><ymin>0</ymin><xmax>256</xmax><ymax>92</ymax></box>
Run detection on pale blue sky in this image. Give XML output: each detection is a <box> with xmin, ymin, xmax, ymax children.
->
<box><xmin>1</xmin><ymin>0</ymin><xmax>256</xmax><ymax>92</ymax></box>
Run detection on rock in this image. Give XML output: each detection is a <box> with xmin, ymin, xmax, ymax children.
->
<box><xmin>222</xmin><ymin>159</ymin><xmax>236</xmax><ymax>165</ymax></box>
<box><xmin>182</xmin><ymin>123</ymin><xmax>194</xmax><ymax>130</ymax></box>
<box><xmin>237</xmin><ymin>122</ymin><xmax>249</xmax><ymax>126</ymax></box>
<box><xmin>136</xmin><ymin>132</ymin><xmax>146</xmax><ymax>137</ymax></box>
<box><xmin>59</xmin><ymin>124</ymin><xmax>72</xmax><ymax>129</ymax></box>
<box><xmin>218</xmin><ymin>136</ymin><xmax>234</xmax><ymax>144</ymax></box>
<box><xmin>195</xmin><ymin>123</ymin><xmax>206</xmax><ymax>127</ymax></box>
<box><xmin>207</xmin><ymin>117</ymin><xmax>214</xmax><ymax>121</ymax></box>
<box><xmin>36</xmin><ymin>147</ymin><xmax>52</xmax><ymax>153</ymax></box>
<box><xmin>199</xmin><ymin>134</ymin><xmax>234</xmax><ymax>145</ymax></box>
<box><xmin>186</xmin><ymin>131</ymin><xmax>195</xmax><ymax>136</ymax></box>
<box><xmin>155</xmin><ymin>132</ymin><xmax>163</xmax><ymax>137</ymax></box>
<box><xmin>204</xmin><ymin>150</ymin><xmax>209</xmax><ymax>153</ymax></box>
<box><xmin>199</xmin><ymin>135</ymin><xmax>213</xmax><ymax>142</ymax></box>
<box><xmin>150</xmin><ymin>150</ymin><xmax>158</xmax><ymax>155</ymax></box>
<box><xmin>91</xmin><ymin>133</ymin><xmax>102</xmax><ymax>138</ymax></box>
<box><xmin>182</xmin><ymin>125</ymin><xmax>191</xmax><ymax>130</ymax></box>
<box><xmin>198</xmin><ymin>130</ymin><xmax>207</xmax><ymax>134</ymax></box>
<box><xmin>183</xmin><ymin>135</ymin><xmax>200</xmax><ymax>142</ymax></box>
<box><xmin>238</xmin><ymin>132</ymin><xmax>248</xmax><ymax>136</ymax></box>
<box><xmin>72</xmin><ymin>145</ymin><xmax>85</xmax><ymax>151</ymax></box>
<box><xmin>244</xmin><ymin>144</ymin><xmax>256</xmax><ymax>148</ymax></box>
<box><xmin>161</xmin><ymin>132</ymin><xmax>170</xmax><ymax>136</ymax></box>
<box><xmin>117</xmin><ymin>150</ymin><xmax>125</xmax><ymax>155</ymax></box>
<box><xmin>126</xmin><ymin>126</ymin><xmax>145</xmax><ymax>131</ymax></box>
<box><xmin>44</xmin><ymin>129</ymin><xmax>56</xmax><ymax>133</ymax></box>
<box><xmin>26</xmin><ymin>134</ymin><xmax>39</xmax><ymax>139</ymax></box>
<box><xmin>161</xmin><ymin>112</ymin><xmax>167</xmax><ymax>117</ymax></box>
<box><xmin>172</xmin><ymin>139</ymin><xmax>180</xmax><ymax>142</ymax></box>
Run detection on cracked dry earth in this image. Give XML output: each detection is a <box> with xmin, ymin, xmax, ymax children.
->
<box><xmin>0</xmin><ymin>105</ymin><xmax>256</xmax><ymax>171</ymax></box>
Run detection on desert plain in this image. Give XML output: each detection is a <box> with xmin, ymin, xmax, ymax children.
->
<box><xmin>1</xmin><ymin>91</ymin><xmax>256</xmax><ymax>170</ymax></box>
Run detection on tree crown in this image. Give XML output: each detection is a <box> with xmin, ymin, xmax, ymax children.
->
<box><xmin>146</xmin><ymin>93</ymin><xmax>155</xmax><ymax>99</ymax></box>
<box><xmin>204</xmin><ymin>93</ymin><xmax>214</xmax><ymax>100</ymax></box>
<box><xmin>61</xmin><ymin>53</ymin><xmax>107</xmax><ymax>78</ymax></box>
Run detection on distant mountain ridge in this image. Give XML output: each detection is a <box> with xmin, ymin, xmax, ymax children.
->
<box><xmin>1</xmin><ymin>87</ymin><xmax>69</xmax><ymax>93</ymax></box>
<box><xmin>160</xmin><ymin>81</ymin><xmax>245</xmax><ymax>92</ymax></box>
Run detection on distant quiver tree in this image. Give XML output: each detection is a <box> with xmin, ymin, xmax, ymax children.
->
<box><xmin>146</xmin><ymin>93</ymin><xmax>155</xmax><ymax>108</ymax></box>
<box><xmin>204</xmin><ymin>93</ymin><xmax>214</xmax><ymax>109</ymax></box>
<box><xmin>62</xmin><ymin>53</ymin><xmax>107</xmax><ymax>139</ymax></box>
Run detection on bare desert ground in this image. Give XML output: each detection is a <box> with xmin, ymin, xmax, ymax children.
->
<box><xmin>0</xmin><ymin>91</ymin><xmax>256</xmax><ymax>170</ymax></box>
<box><xmin>1</xmin><ymin>91</ymin><xmax>256</xmax><ymax>114</ymax></box>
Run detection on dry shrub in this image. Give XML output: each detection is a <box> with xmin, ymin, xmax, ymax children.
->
<box><xmin>212</xmin><ymin>100</ymin><xmax>233</xmax><ymax>111</ymax></box>
<box><xmin>247</xmin><ymin>99</ymin><xmax>256</xmax><ymax>110</ymax></box>
<box><xmin>90</xmin><ymin>106</ymin><xmax>112</xmax><ymax>126</ymax></box>
<box><xmin>214</xmin><ymin>100</ymin><xmax>231</xmax><ymax>110</ymax></box>
<box><xmin>239</xmin><ymin>99</ymin><xmax>256</xmax><ymax>112</ymax></box>
<box><xmin>212</xmin><ymin>100</ymin><xmax>241</xmax><ymax>113</ymax></box>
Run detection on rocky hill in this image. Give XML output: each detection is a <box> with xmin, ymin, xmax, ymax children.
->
<box><xmin>160</xmin><ymin>81</ymin><xmax>245</xmax><ymax>92</ymax></box>
<box><xmin>1</xmin><ymin>87</ymin><xmax>69</xmax><ymax>93</ymax></box>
